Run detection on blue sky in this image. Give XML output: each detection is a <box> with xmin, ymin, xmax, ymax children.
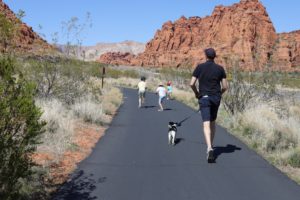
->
<box><xmin>4</xmin><ymin>0</ymin><xmax>300</xmax><ymax>46</ymax></box>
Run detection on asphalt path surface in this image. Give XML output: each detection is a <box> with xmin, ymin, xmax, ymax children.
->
<box><xmin>52</xmin><ymin>88</ymin><xmax>300</xmax><ymax>200</ymax></box>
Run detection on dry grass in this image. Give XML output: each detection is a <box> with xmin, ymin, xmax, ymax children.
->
<box><xmin>35</xmin><ymin>84</ymin><xmax>123</xmax><ymax>166</ymax></box>
<box><xmin>217</xmin><ymin>97</ymin><xmax>300</xmax><ymax>183</ymax></box>
<box><xmin>72</xmin><ymin>96</ymin><xmax>109</xmax><ymax>125</ymax></box>
<box><xmin>239</xmin><ymin>104</ymin><xmax>299</xmax><ymax>152</ymax></box>
<box><xmin>36</xmin><ymin>99</ymin><xmax>75</xmax><ymax>163</ymax></box>
<box><xmin>172</xmin><ymin>88</ymin><xmax>198</xmax><ymax>109</ymax></box>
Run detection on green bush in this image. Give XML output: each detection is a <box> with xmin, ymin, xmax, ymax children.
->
<box><xmin>288</xmin><ymin>150</ymin><xmax>300</xmax><ymax>168</ymax></box>
<box><xmin>20</xmin><ymin>56</ymin><xmax>103</xmax><ymax>104</ymax></box>
<box><xmin>0</xmin><ymin>57</ymin><xmax>45</xmax><ymax>199</ymax></box>
<box><xmin>266</xmin><ymin>130</ymin><xmax>297</xmax><ymax>152</ymax></box>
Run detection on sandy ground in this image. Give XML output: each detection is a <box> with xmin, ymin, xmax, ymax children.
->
<box><xmin>32</xmin><ymin>120</ymin><xmax>110</xmax><ymax>186</ymax></box>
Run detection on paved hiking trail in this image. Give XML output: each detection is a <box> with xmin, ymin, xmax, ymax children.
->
<box><xmin>52</xmin><ymin>88</ymin><xmax>300</xmax><ymax>200</ymax></box>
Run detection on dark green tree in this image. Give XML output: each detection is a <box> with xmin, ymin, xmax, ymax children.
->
<box><xmin>0</xmin><ymin>56</ymin><xmax>45</xmax><ymax>199</ymax></box>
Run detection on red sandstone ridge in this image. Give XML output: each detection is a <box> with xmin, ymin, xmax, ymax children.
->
<box><xmin>272</xmin><ymin>31</ymin><xmax>300</xmax><ymax>71</ymax></box>
<box><xmin>0</xmin><ymin>0</ymin><xmax>53</xmax><ymax>54</ymax></box>
<box><xmin>99</xmin><ymin>0</ymin><xmax>300</xmax><ymax>71</ymax></box>
<box><xmin>99</xmin><ymin>52</ymin><xmax>135</xmax><ymax>65</ymax></box>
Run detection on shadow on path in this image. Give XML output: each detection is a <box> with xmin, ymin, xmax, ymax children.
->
<box><xmin>143</xmin><ymin>105</ymin><xmax>156</xmax><ymax>109</ymax></box>
<box><xmin>175</xmin><ymin>138</ymin><xmax>185</xmax><ymax>145</ymax></box>
<box><xmin>51</xmin><ymin>170</ymin><xmax>106</xmax><ymax>200</ymax></box>
<box><xmin>213</xmin><ymin>144</ymin><xmax>242</xmax><ymax>163</ymax></box>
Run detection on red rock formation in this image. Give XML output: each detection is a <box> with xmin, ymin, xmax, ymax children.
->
<box><xmin>98</xmin><ymin>52</ymin><xmax>135</xmax><ymax>65</ymax></box>
<box><xmin>99</xmin><ymin>0</ymin><xmax>300</xmax><ymax>71</ymax></box>
<box><xmin>0</xmin><ymin>0</ymin><xmax>53</xmax><ymax>54</ymax></box>
<box><xmin>272</xmin><ymin>31</ymin><xmax>300</xmax><ymax>71</ymax></box>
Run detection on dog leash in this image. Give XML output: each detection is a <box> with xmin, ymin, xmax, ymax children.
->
<box><xmin>177</xmin><ymin>109</ymin><xmax>200</xmax><ymax>126</ymax></box>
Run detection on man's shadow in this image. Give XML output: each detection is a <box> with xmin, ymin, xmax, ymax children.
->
<box><xmin>143</xmin><ymin>105</ymin><xmax>156</xmax><ymax>109</ymax></box>
<box><xmin>212</xmin><ymin>144</ymin><xmax>242</xmax><ymax>163</ymax></box>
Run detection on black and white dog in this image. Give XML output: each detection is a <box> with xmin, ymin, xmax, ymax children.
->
<box><xmin>168</xmin><ymin>122</ymin><xmax>178</xmax><ymax>145</ymax></box>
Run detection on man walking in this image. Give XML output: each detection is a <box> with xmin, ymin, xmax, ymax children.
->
<box><xmin>190</xmin><ymin>48</ymin><xmax>228</xmax><ymax>162</ymax></box>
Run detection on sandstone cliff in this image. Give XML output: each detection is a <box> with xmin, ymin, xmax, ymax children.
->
<box><xmin>272</xmin><ymin>31</ymin><xmax>300</xmax><ymax>71</ymax></box>
<box><xmin>0</xmin><ymin>0</ymin><xmax>53</xmax><ymax>54</ymax></box>
<box><xmin>99</xmin><ymin>0</ymin><xmax>300</xmax><ymax>71</ymax></box>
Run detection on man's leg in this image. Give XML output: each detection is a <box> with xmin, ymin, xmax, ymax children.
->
<box><xmin>203</xmin><ymin>121</ymin><xmax>213</xmax><ymax>150</ymax></box>
<box><xmin>204</xmin><ymin>120</ymin><xmax>214</xmax><ymax>162</ymax></box>
<box><xmin>210</xmin><ymin>121</ymin><xmax>216</xmax><ymax>146</ymax></box>
<box><xmin>209</xmin><ymin>97</ymin><xmax>220</xmax><ymax>147</ymax></box>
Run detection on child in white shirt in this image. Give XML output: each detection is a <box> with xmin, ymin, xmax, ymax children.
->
<box><xmin>156</xmin><ymin>84</ymin><xmax>167</xmax><ymax>111</ymax></box>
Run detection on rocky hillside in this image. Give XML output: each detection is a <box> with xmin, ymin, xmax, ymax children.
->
<box><xmin>59</xmin><ymin>41</ymin><xmax>145</xmax><ymax>61</ymax></box>
<box><xmin>99</xmin><ymin>0</ymin><xmax>300</xmax><ymax>71</ymax></box>
<box><xmin>0</xmin><ymin>0</ymin><xmax>53</xmax><ymax>54</ymax></box>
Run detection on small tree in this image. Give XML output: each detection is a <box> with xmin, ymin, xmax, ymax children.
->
<box><xmin>222</xmin><ymin>58</ymin><xmax>278</xmax><ymax>115</ymax></box>
<box><xmin>61</xmin><ymin>13</ymin><xmax>92</xmax><ymax>59</ymax></box>
<box><xmin>222</xmin><ymin>59</ymin><xmax>258</xmax><ymax>115</ymax></box>
<box><xmin>0</xmin><ymin>56</ymin><xmax>45</xmax><ymax>199</ymax></box>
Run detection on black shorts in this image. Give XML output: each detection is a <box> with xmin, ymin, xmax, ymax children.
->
<box><xmin>199</xmin><ymin>95</ymin><xmax>221</xmax><ymax>122</ymax></box>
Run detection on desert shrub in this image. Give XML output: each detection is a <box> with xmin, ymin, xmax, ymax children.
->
<box><xmin>240</xmin><ymin>104</ymin><xmax>298</xmax><ymax>153</ymax></box>
<box><xmin>54</xmin><ymin>76</ymin><xmax>86</xmax><ymax>105</ymax></box>
<box><xmin>36</xmin><ymin>98</ymin><xmax>74</xmax><ymax>162</ymax></box>
<box><xmin>28</xmin><ymin>61</ymin><xmax>59</xmax><ymax>98</ymax></box>
<box><xmin>265</xmin><ymin>130</ymin><xmax>297</xmax><ymax>152</ymax></box>
<box><xmin>102</xmin><ymin>101</ymin><xmax>116</xmax><ymax>115</ymax></box>
<box><xmin>101</xmin><ymin>87</ymin><xmax>123</xmax><ymax>115</ymax></box>
<box><xmin>0</xmin><ymin>57</ymin><xmax>45</xmax><ymax>199</ymax></box>
<box><xmin>289</xmin><ymin>105</ymin><xmax>300</xmax><ymax>119</ymax></box>
<box><xmin>102</xmin><ymin>87</ymin><xmax>123</xmax><ymax>106</ymax></box>
<box><xmin>21</xmin><ymin>57</ymin><xmax>102</xmax><ymax>104</ymax></box>
<box><xmin>72</xmin><ymin>96</ymin><xmax>108</xmax><ymax>125</ymax></box>
<box><xmin>222</xmin><ymin>59</ymin><xmax>278</xmax><ymax>115</ymax></box>
<box><xmin>287</xmin><ymin>150</ymin><xmax>300</xmax><ymax>168</ymax></box>
<box><xmin>242</xmin><ymin>126</ymin><xmax>255</xmax><ymax>137</ymax></box>
<box><xmin>106</xmin><ymin>68</ymin><xmax>139</xmax><ymax>79</ymax></box>
<box><xmin>222</xmin><ymin>66</ymin><xmax>259</xmax><ymax>115</ymax></box>
<box><xmin>279</xmin><ymin>72</ymin><xmax>300</xmax><ymax>88</ymax></box>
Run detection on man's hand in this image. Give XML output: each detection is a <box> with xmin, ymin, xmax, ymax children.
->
<box><xmin>190</xmin><ymin>76</ymin><xmax>200</xmax><ymax>99</ymax></box>
<box><xmin>221</xmin><ymin>78</ymin><xmax>228</xmax><ymax>95</ymax></box>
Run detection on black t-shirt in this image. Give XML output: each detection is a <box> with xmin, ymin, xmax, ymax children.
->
<box><xmin>192</xmin><ymin>60</ymin><xmax>226</xmax><ymax>97</ymax></box>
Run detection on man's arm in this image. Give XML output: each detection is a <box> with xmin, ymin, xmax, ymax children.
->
<box><xmin>190</xmin><ymin>76</ymin><xmax>200</xmax><ymax>99</ymax></box>
<box><xmin>221</xmin><ymin>78</ymin><xmax>228</xmax><ymax>94</ymax></box>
